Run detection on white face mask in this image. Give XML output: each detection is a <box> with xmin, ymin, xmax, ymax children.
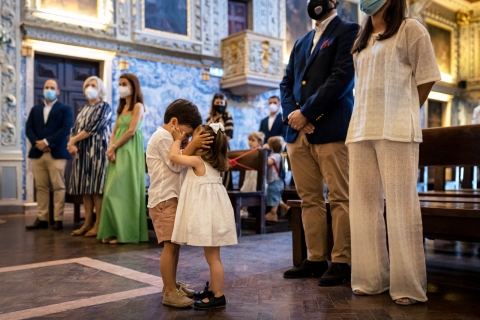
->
<box><xmin>85</xmin><ymin>86</ymin><xmax>99</xmax><ymax>100</ymax></box>
<box><xmin>118</xmin><ymin>86</ymin><xmax>131</xmax><ymax>99</ymax></box>
<box><xmin>269</xmin><ymin>103</ymin><xmax>279</xmax><ymax>113</ymax></box>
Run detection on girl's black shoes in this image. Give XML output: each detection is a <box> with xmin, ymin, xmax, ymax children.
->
<box><xmin>193</xmin><ymin>282</ymin><xmax>212</xmax><ymax>300</ymax></box>
<box><xmin>194</xmin><ymin>295</ymin><xmax>226</xmax><ymax>309</ymax></box>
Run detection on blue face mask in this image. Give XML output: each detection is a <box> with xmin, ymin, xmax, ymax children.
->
<box><xmin>360</xmin><ymin>0</ymin><xmax>387</xmax><ymax>16</ymax></box>
<box><xmin>43</xmin><ymin>89</ymin><xmax>57</xmax><ymax>101</ymax></box>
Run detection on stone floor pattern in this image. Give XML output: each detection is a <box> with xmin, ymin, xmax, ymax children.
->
<box><xmin>0</xmin><ymin>208</ymin><xmax>479</xmax><ymax>319</ymax></box>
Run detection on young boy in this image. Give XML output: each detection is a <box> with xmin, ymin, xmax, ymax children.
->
<box><xmin>146</xmin><ymin>99</ymin><xmax>212</xmax><ymax>308</ymax></box>
<box><xmin>265</xmin><ymin>136</ymin><xmax>288</xmax><ymax>222</ymax></box>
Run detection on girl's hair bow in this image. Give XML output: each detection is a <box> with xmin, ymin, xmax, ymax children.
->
<box><xmin>209</xmin><ymin>123</ymin><xmax>225</xmax><ymax>134</ymax></box>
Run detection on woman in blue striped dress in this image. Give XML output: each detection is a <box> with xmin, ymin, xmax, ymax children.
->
<box><xmin>68</xmin><ymin>76</ymin><xmax>112</xmax><ymax>237</ymax></box>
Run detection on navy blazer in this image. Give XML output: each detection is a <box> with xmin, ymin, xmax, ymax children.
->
<box><xmin>259</xmin><ymin>113</ymin><xmax>287</xmax><ymax>142</ymax></box>
<box><xmin>26</xmin><ymin>101</ymin><xmax>74</xmax><ymax>159</ymax></box>
<box><xmin>280</xmin><ymin>16</ymin><xmax>359</xmax><ymax>144</ymax></box>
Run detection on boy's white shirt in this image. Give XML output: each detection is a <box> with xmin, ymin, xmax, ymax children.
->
<box><xmin>146</xmin><ymin>127</ymin><xmax>186</xmax><ymax>208</ymax></box>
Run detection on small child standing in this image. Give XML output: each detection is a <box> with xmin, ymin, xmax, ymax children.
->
<box><xmin>170</xmin><ymin>123</ymin><xmax>237</xmax><ymax>309</ymax></box>
<box><xmin>265</xmin><ymin>136</ymin><xmax>288</xmax><ymax>222</ymax></box>
<box><xmin>239</xmin><ymin>131</ymin><xmax>265</xmax><ymax>217</ymax></box>
<box><xmin>146</xmin><ymin>99</ymin><xmax>212</xmax><ymax>308</ymax></box>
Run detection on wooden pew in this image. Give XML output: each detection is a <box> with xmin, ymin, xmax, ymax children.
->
<box><xmin>288</xmin><ymin>200</ymin><xmax>333</xmax><ymax>266</ymax></box>
<box><xmin>418</xmin><ymin>125</ymin><xmax>480</xmax><ymax>242</ymax></box>
<box><xmin>227</xmin><ymin>148</ymin><xmax>270</xmax><ymax>236</ymax></box>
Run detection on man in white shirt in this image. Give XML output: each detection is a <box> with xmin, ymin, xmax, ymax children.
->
<box><xmin>259</xmin><ymin>96</ymin><xmax>287</xmax><ymax>142</ymax></box>
<box><xmin>25</xmin><ymin>79</ymin><xmax>73</xmax><ymax>231</ymax></box>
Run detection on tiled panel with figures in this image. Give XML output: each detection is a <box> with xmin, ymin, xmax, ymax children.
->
<box><xmin>111</xmin><ymin>56</ymin><xmax>279</xmax><ymax>151</ymax></box>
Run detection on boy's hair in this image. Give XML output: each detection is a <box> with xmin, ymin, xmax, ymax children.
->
<box><xmin>248</xmin><ymin>131</ymin><xmax>265</xmax><ymax>145</ymax></box>
<box><xmin>267</xmin><ymin>136</ymin><xmax>285</xmax><ymax>153</ymax></box>
<box><xmin>196</xmin><ymin>125</ymin><xmax>229</xmax><ymax>172</ymax></box>
<box><xmin>164</xmin><ymin>99</ymin><xmax>202</xmax><ymax>128</ymax></box>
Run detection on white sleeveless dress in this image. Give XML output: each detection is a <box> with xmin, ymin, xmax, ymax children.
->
<box><xmin>172</xmin><ymin>160</ymin><xmax>238</xmax><ymax>247</ymax></box>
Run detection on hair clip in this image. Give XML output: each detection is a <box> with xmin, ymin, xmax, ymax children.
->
<box><xmin>209</xmin><ymin>123</ymin><xmax>225</xmax><ymax>134</ymax></box>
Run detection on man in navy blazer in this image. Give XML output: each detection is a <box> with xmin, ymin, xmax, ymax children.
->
<box><xmin>280</xmin><ymin>0</ymin><xmax>358</xmax><ymax>286</ymax></box>
<box><xmin>259</xmin><ymin>96</ymin><xmax>287</xmax><ymax>142</ymax></box>
<box><xmin>26</xmin><ymin>79</ymin><xmax>74</xmax><ymax>231</ymax></box>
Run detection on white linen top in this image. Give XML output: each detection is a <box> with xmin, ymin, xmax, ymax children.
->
<box><xmin>146</xmin><ymin>127</ymin><xmax>186</xmax><ymax>208</ymax></box>
<box><xmin>346</xmin><ymin>19</ymin><xmax>441</xmax><ymax>144</ymax></box>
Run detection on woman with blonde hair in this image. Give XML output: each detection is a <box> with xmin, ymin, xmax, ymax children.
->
<box><xmin>97</xmin><ymin>73</ymin><xmax>148</xmax><ymax>244</ymax></box>
<box><xmin>68</xmin><ymin>76</ymin><xmax>112</xmax><ymax>237</ymax></box>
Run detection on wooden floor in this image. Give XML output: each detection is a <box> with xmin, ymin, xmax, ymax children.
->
<box><xmin>0</xmin><ymin>206</ymin><xmax>479</xmax><ymax>319</ymax></box>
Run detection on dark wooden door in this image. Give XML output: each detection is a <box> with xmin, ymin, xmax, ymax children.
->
<box><xmin>34</xmin><ymin>54</ymin><xmax>100</xmax><ymax>118</ymax></box>
<box><xmin>33</xmin><ymin>54</ymin><xmax>100</xmax><ymax>198</ymax></box>
<box><xmin>228</xmin><ymin>1</ymin><xmax>248</xmax><ymax>35</ymax></box>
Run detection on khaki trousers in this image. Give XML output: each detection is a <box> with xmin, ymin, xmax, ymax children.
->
<box><xmin>348</xmin><ymin>140</ymin><xmax>427</xmax><ymax>302</ymax></box>
<box><xmin>31</xmin><ymin>152</ymin><xmax>67</xmax><ymax>222</ymax></box>
<box><xmin>287</xmin><ymin>132</ymin><xmax>350</xmax><ymax>263</ymax></box>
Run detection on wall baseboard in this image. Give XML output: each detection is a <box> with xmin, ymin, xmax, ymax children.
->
<box><xmin>0</xmin><ymin>205</ymin><xmax>25</xmax><ymax>215</ymax></box>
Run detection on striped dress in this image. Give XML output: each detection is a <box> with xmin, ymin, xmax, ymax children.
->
<box><xmin>206</xmin><ymin>111</ymin><xmax>234</xmax><ymax>139</ymax></box>
<box><xmin>68</xmin><ymin>101</ymin><xmax>112</xmax><ymax>195</ymax></box>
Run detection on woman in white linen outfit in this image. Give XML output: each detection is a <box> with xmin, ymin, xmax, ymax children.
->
<box><xmin>346</xmin><ymin>0</ymin><xmax>441</xmax><ymax>306</ymax></box>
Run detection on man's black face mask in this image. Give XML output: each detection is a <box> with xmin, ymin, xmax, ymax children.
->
<box><xmin>307</xmin><ymin>0</ymin><xmax>334</xmax><ymax>20</ymax></box>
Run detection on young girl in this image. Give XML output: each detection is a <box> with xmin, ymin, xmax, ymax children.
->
<box><xmin>347</xmin><ymin>0</ymin><xmax>440</xmax><ymax>306</ymax></box>
<box><xmin>239</xmin><ymin>131</ymin><xmax>265</xmax><ymax>217</ymax></box>
<box><xmin>169</xmin><ymin>122</ymin><xmax>237</xmax><ymax>309</ymax></box>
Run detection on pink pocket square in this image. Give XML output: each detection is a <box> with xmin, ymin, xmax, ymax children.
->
<box><xmin>320</xmin><ymin>40</ymin><xmax>331</xmax><ymax>50</ymax></box>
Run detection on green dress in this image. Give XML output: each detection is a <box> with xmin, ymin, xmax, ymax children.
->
<box><xmin>98</xmin><ymin>114</ymin><xmax>148</xmax><ymax>243</ymax></box>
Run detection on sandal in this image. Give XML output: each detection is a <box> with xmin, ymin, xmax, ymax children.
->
<box><xmin>71</xmin><ymin>227</ymin><xmax>90</xmax><ymax>236</ymax></box>
<box><xmin>102</xmin><ymin>237</ymin><xmax>116</xmax><ymax>243</ymax></box>
<box><xmin>396</xmin><ymin>298</ymin><xmax>418</xmax><ymax>306</ymax></box>
<box><xmin>353</xmin><ymin>289</ymin><xmax>368</xmax><ymax>296</ymax></box>
<box><xmin>84</xmin><ymin>230</ymin><xmax>97</xmax><ymax>237</ymax></box>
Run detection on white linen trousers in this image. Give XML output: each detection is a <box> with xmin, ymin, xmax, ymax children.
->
<box><xmin>348</xmin><ymin>139</ymin><xmax>427</xmax><ymax>302</ymax></box>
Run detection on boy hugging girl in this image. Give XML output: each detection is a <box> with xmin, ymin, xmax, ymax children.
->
<box><xmin>146</xmin><ymin>99</ymin><xmax>237</xmax><ymax>310</ymax></box>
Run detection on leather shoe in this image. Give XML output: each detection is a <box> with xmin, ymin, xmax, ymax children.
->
<box><xmin>193</xmin><ymin>282</ymin><xmax>213</xmax><ymax>300</ymax></box>
<box><xmin>25</xmin><ymin>219</ymin><xmax>48</xmax><ymax>230</ymax></box>
<box><xmin>53</xmin><ymin>221</ymin><xmax>63</xmax><ymax>230</ymax></box>
<box><xmin>318</xmin><ymin>262</ymin><xmax>350</xmax><ymax>286</ymax></box>
<box><xmin>284</xmin><ymin>259</ymin><xmax>328</xmax><ymax>279</ymax></box>
<box><xmin>194</xmin><ymin>295</ymin><xmax>226</xmax><ymax>309</ymax></box>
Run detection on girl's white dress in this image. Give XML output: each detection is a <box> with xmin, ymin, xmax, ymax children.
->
<box><xmin>240</xmin><ymin>170</ymin><xmax>257</xmax><ymax>192</ymax></box>
<box><xmin>172</xmin><ymin>160</ymin><xmax>238</xmax><ymax>247</ymax></box>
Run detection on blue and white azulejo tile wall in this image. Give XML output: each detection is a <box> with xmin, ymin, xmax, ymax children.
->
<box><xmin>111</xmin><ymin>56</ymin><xmax>280</xmax><ymax>151</ymax></box>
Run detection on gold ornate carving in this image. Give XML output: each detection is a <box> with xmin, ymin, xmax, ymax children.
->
<box><xmin>456</xmin><ymin>10</ymin><xmax>473</xmax><ymax>26</ymax></box>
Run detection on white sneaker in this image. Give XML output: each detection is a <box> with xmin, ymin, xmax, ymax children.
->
<box><xmin>240</xmin><ymin>209</ymin><xmax>249</xmax><ymax>218</ymax></box>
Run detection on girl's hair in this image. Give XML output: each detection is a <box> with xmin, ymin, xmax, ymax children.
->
<box><xmin>83</xmin><ymin>76</ymin><xmax>107</xmax><ymax>99</ymax></box>
<box><xmin>248</xmin><ymin>131</ymin><xmax>265</xmax><ymax>145</ymax></box>
<box><xmin>117</xmin><ymin>73</ymin><xmax>145</xmax><ymax>115</ymax></box>
<box><xmin>208</xmin><ymin>92</ymin><xmax>228</xmax><ymax>118</ymax></box>
<box><xmin>197</xmin><ymin>125</ymin><xmax>230</xmax><ymax>172</ymax></box>
<box><xmin>268</xmin><ymin>136</ymin><xmax>285</xmax><ymax>153</ymax></box>
<box><xmin>351</xmin><ymin>0</ymin><xmax>407</xmax><ymax>54</ymax></box>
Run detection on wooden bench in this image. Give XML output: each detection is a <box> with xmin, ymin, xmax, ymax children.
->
<box><xmin>418</xmin><ymin>125</ymin><xmax>480</xmax><ymax>242</ymax></box>
<box><xmin>227</xmin><ymin>149</ymin><xmax>270</xmax><ymax>236</ymax></box>
<box><xmin>288</xmin><ymin>200</ymin><xmax>333</xmax><ymax>266</ymax></box>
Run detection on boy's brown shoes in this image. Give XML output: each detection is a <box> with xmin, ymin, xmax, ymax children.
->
<box><xmin>162</xmin><ymin>288</ymin><xmax>192</xmax><ymax>308</ymax></box>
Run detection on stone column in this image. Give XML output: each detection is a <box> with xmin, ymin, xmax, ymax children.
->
<box><xmin>0</xmin><ymin>0</ymin><xmax>24</xmax><ymax>213</ymax></box>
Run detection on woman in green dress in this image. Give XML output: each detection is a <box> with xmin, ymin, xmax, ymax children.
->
<box><xmin>98</xmin><ymin>73</ymin><xmax>148</xmax><ymax>244</ymax></box>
